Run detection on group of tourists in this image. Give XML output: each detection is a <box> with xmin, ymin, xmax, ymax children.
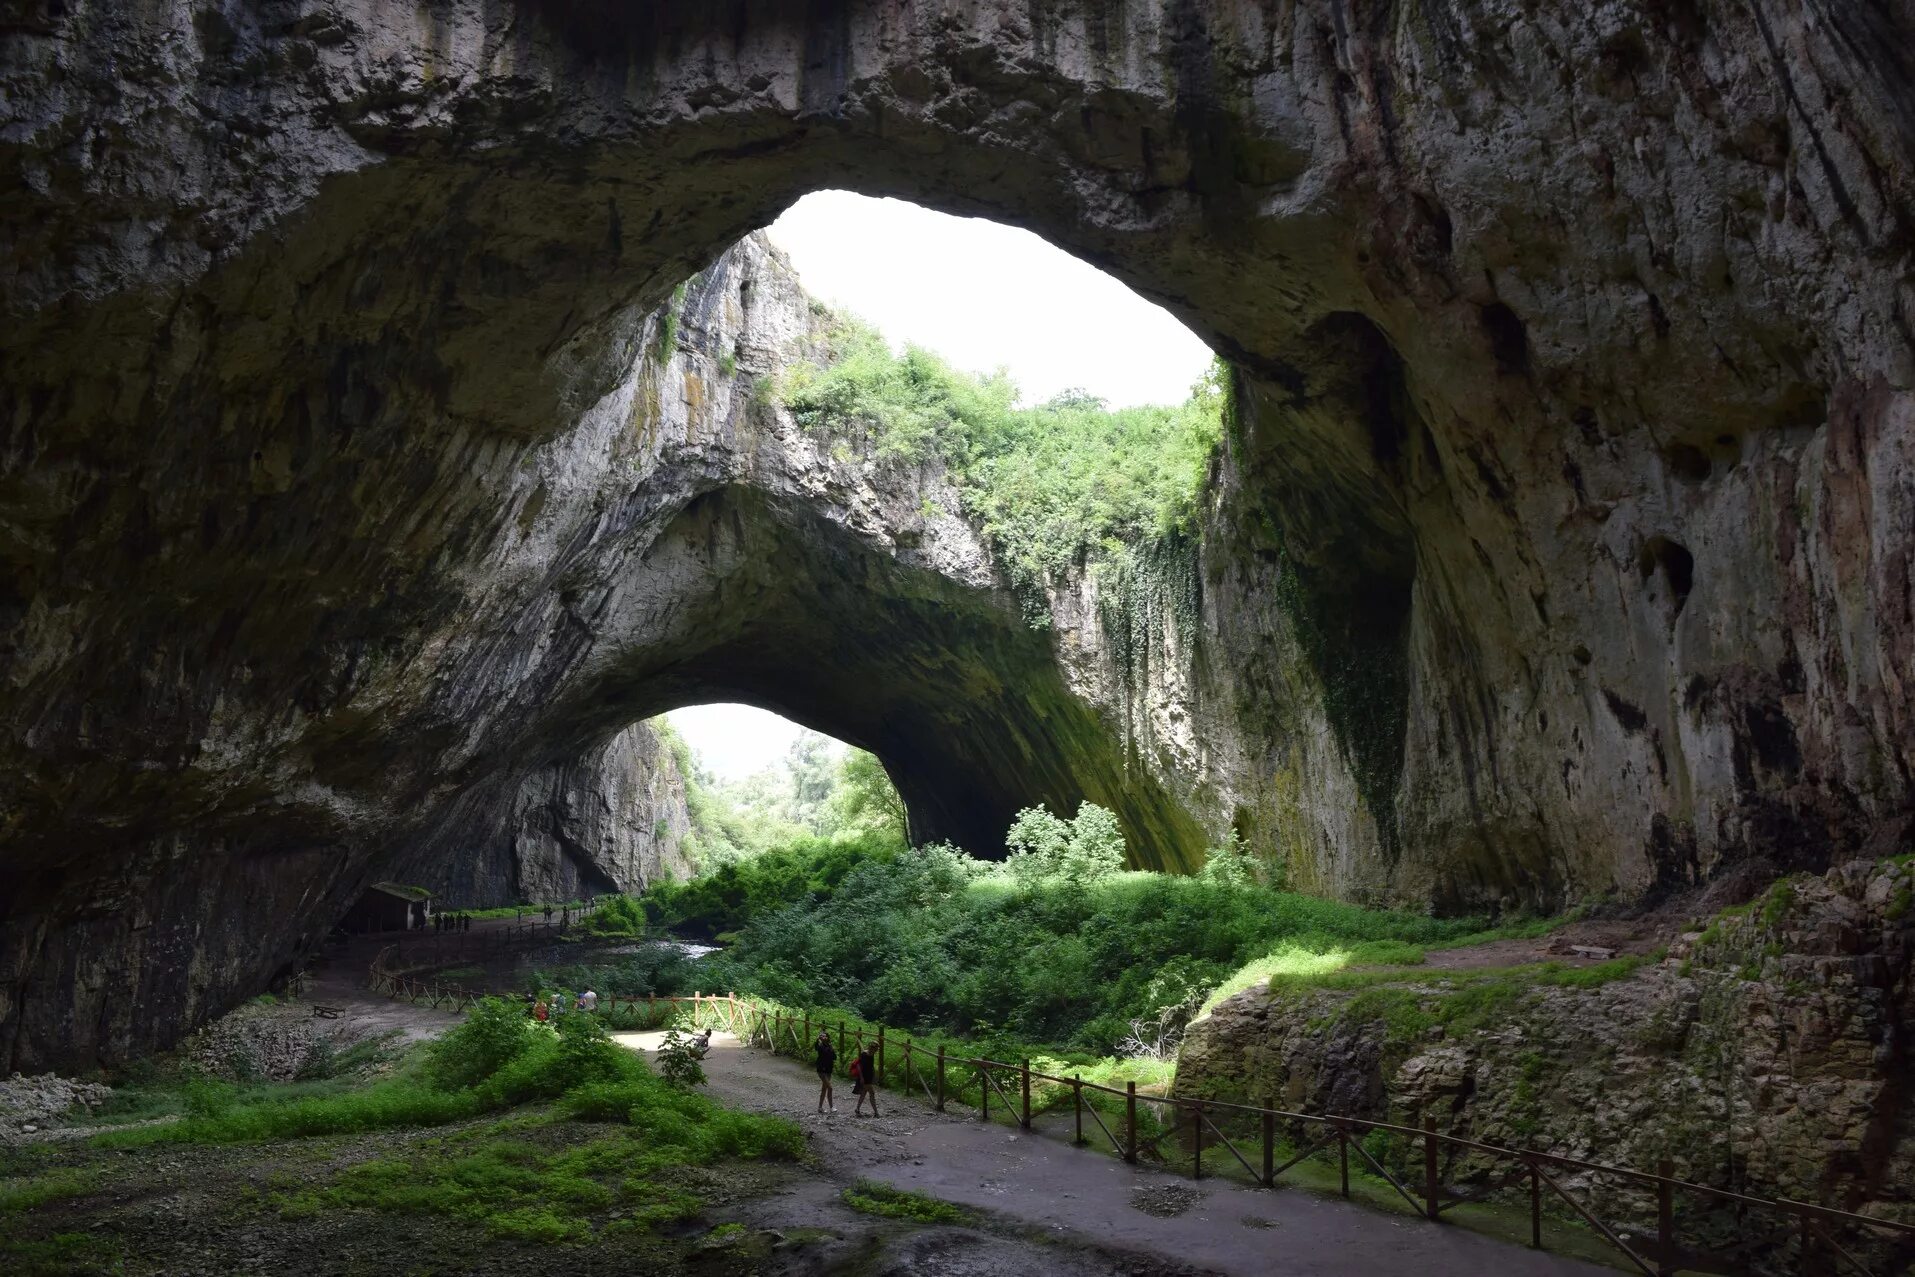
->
<box><xmin>432</xmin><ymin>911</ymin><xmax>473</xmax><ymax>934</ymax></box>
<box><xmin>814</xmin><ymin>1029</ymin><xmax>881</xmax><ymax>1117</ymax></box>
<box><xmin>531</xmin><ymin>989</ymin><xmax>599</xmax><ymax>1021</ymax></box>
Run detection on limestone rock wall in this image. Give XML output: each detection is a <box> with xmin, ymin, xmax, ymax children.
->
<box><xmin>410</xmin><ymin>721</ymin><xmax>694</xmax><ymax>908</ymax></box>
<box><xmin>1173</xmin><ymin>860</ymin><xmax>1915</xmax><ymax>1269</ymax></box>
<box><xmin>4</xmin><ymin>0</ymin><xmax>1914</xmax><ymax>1069</ymax></box>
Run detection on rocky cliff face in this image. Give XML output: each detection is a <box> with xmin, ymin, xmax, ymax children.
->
<box><xmin>406</xmin><ymin>720</ymin><xmax>695</xmax><ymax>908</ymax></box>
<box><xmin>1173</xmin><ymin>859</ymin><xmax>1915</xmax><ymax>1269</ymax></box>
<box><xmin>0</xmin><ymin>216</ymin><xmax>1196</xmax><ymax>1071</ymax></box>
<box><xmin>3</xmin><ymin>1</ymin><xmax>1912</xmax><ymax>1070</ymax></box>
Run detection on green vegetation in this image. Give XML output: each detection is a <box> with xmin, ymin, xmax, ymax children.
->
<box><xmin>639</xmin><ymin>804</ymin><xmax>1502</xmax><ymax>1058</ymax></box>
<box><xmin>65</xmin><ymin>1002</ymin><xmax>800</xmax><ymax>1248</ymax></box>
<box><xmin>276</xmin><ymin>1077</ymin><xmax>800</xmax><ymax>1244</ymax></box>
<box><xmin>653</xmin><ymin>1030</ymin><xmax>708</xmax><ymax>1088</ymax></box>
<box><xmin>0</xmin><ymin>1231</ymin><xmax>124</xmax><ymax>1277</ymax></box>
<box><xmin>780</xmin><ymin>314</ymin><xmax>1225</xmax><ymax>622</ymax></box>
<box><xmin>644</xmin><ymin>829</ymin><xmax>904</xmax><ymax>941</ymax></box>
<box><xmin>656</xmin><ymin>281</ymin><xmax>689</xmax><ymax>362</ymax></box>
<box><xmin>840</xmin><ymin>1179</ymin><xmax>971</xmax><ymax>1225</ymax></box>
<box><xmin>87</xmin><ymin>1000</ymin><xmax>792</xmax><ymax>1165</ymax></box>
<box><xmin>0</xmin><ymin>1168</ymin><xmax>98</xmax><ymax>1213</ymax></box>
<box><xmin>655</xmin><ymin>717</ymin><xmax>905</xmax><ymax>872</ymax></box>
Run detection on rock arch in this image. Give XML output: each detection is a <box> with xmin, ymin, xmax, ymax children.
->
<box><xmin>4</xmin><ymin>2</ymin><xmax>1913</xmax><ymax>1069</ymax></box>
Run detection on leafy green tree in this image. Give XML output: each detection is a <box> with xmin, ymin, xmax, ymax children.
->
<box><xmin>1004</xmin><ymin>801</ymin><xmax>1127</xmax><ymax>886</ymax></box>
<box><xmin>830</xmin><ymin>748</ymin><xmax>907</xmax><ymax>836</ymax></box>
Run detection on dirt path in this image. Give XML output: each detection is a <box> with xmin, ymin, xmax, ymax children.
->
<box><xmin>615</xmin><ymin>1031</ymin><xmax>1615</xmax><ymax>1277</ymax></box>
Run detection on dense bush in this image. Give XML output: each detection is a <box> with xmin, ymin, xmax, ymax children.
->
<box><xmin>680</xmin><ymin>808</ymin><xmax>1493</xmax><ymax>1055</ymax></box>
<box><xmin>641</xmin><ymin>829</ymin><xmax>905</xmax><ymax>939</ymax></box>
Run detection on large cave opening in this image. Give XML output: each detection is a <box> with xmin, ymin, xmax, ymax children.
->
<box><xmin>3</xmin><ymin>2</ymin><xmax>1907</xmax><ymax>1146</ymax></box>
<box><xmin>393</xmin><ymin>189</ymin><xmax>1230</xmax><ymax>917</ymax></box>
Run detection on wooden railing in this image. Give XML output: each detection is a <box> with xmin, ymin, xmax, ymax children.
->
<box><xmin>365</xmin><ymin>973</ymin><xmax>1915</xmax><ymax>1276</ymax></box>
<box><xmin>370</xmin><ymin>899</ymin><xmax>613</xmax><ymax>974</ymax></box>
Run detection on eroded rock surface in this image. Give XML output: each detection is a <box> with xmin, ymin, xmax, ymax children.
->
<box><xmin>406</xmin><ymin>721</ymin><xmax>695</xmax><ymax>907</ymax></box>
<box><xmin>1175</xmin><ymin>860</ymin><xmax>1915</xmax><ymax>1269</ymax></box>
<box><xmin>3</xmin><ymin>2</ymin><xmax>1913</xmax><ymax>1071</ymax></box>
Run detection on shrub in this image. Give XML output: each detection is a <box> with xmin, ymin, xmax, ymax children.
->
<box><xmin>426</xmin><ymin>998</ymin><xmax>536</xmax><ymax>1092</ymax></box>
<box><xmin>841</xmin><ymin>1179</ymin><xmax>970</xmax><ymax>1225</ymax></box>
<box><xmin>654</xmin><ymin>1031</ymin><xmax>707</xmax><ymax>1089</ymax></box>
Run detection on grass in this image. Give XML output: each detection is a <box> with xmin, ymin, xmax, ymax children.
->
<box><xmin>0</xmin><ymin>1168</ymin><xmax>98</xmax><ymax>1212</ymax></box>
<box><xmin>273</xmin><ymin>1068</ymin><xmax>803</xmax><ymax>1243</ymax></box>
<box><xmin>841</xmin><ymin>1179</ymin><xmax>970</xmax><ymax>1225</ymax></box>
<box><xmin>0</xmin><ymin>1231</ymin><xmax>125</xmax><ymax>1277</ymax></box>
<box><xmin>1284</xmin><ymin>955</ymin><xmax>1655</xmax><ymax>1047</ymax></box>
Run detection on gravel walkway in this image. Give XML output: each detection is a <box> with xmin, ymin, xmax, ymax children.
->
<box><xmin>616</xmin><ymin>1031</ymin><xmax>1618</xmax><ymax>1277</ymax></box>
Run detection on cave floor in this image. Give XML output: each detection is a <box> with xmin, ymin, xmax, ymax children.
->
<box><xmin>618</xmin><ymin>1030</ymin><xmax>1622</xmax><ymax>1276</ymax></box>
<box><xmin>3</xmin><ymin>977</ymin><xmax>1622</xmax><ymax>1275</ymax></box>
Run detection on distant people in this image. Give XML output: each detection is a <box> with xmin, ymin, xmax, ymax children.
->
<box><xmin>461</xmin><ymin>913</ymin><xmax>471</xmax><ymax>933</ymax></box>
<box><xmin>579</xmin><ymin>989</ymin><xmax>598</xmax><ymax>1013</ymax></box>
<box><xmin>543</xmin><ymin>905</ymin><xmax>554</xmax><ymax>924</ymax></box>
<box><xmin>533</xmin><ymin>997</ymin><xmax>549</xmax><ymax>1023</ymax></box>
<box><xmin>814</xmin><ymin>1029</ymin><xmax>836</xmax><ymax>1114</ymax></box>
<box><xmin>852</xmin><ymin>1045</ymin><xmax>880</xmax><ymax>1117</ymax></box>
<box><xmin>689</xmin><ymin>1027</ymin><xmax>712</xmax><ymax>1059</ymax></box>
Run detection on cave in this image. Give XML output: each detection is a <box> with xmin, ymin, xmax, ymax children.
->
<box><xmin>4</xmin><ymin>1</ymin><xmax>1912</xmax><ymax>1083</ymax></box>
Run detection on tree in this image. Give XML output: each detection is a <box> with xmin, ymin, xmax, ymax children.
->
<box><xmin>784</xmin><ymin>730</ymin><xmax>840</xmax><ymax>833</ymax></box>
<box><xmin>1004</xmin><ymin>801</ymin><xmax>1127</xmax><ymax>886</ymax></box>
<box><xmin>831</xmin><ymin>749</ymin><xmax>907</xmax><ymax>836</ymax></box>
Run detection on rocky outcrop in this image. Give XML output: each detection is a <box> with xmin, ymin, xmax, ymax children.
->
<box><xmin>406</xmin><ymin>721</ymin><xmax>696</xmax><ymax>908</ymax></box>
<box><xmin>1174</xmin><ymin>859</ymin><xmax>1915</xmax><ymax>1270</ymax></box>
<box><xmin>2</xmin><ymin>2</ymin><xmax>1913</xmax><ymax>1070</ymax></box>
<box><xmin>0</xmin><ymin>219</ymin><xmax>1201</xmax><ymax>1071</ymax></box>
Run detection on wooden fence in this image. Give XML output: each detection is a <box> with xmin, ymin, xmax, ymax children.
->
<box><xmin>368</xmin><ymin>971</ymin><xmax>1915</xmax><ymax>1276</ymax></box>
<box><xmin>369</xmin><ymin>899</ymin><xmax>613</xmax><ymax>975</ymax></box>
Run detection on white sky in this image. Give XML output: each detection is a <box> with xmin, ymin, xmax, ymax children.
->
<box><xmin>763</xmin><ymin>190</ymin><xmax>1214</xmax><ymax>408</ymax></box>
<box><xmin>673</xmin><ymin>194</ymin><xmax>1211</xmax><ymax>776</ymax></box>
<box><xmin>667</xmin><ymin>703</ymin><xmax>844</xmax><ymax>782</ymax></box>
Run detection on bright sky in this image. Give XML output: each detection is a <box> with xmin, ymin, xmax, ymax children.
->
<box><xmin>672</xmin><ymin>194</ymin><xmax>1212</xmax><ymax>773</ymax></box>
<box><xmin>667</xmin><ymin>703</ymin><xmax>843</xmax><ymax>782</ymax></box>
<box><xmin>764</xmin><ymin>190</ymin><xmax>1213</xmax><ymax>408</ymax></box>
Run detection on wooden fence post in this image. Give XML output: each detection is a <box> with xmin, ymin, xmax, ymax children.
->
<box><xmin>1261</xmin><ymin>1100</ymin><xmax>1275</xmax><ymax>1187</ymax></box>
<box><xmin>837</xmin><ymin>1020</ymin><xmax>846</xmax><ymax>1057</ymax></box>
<box><xmin>692</xmin><ymin>990</ymin><xmax>700</xmax><ymax>1028</ymax></box>
<box><xmin>648</xmin><ymin>992</ymin><xmax>656</xmax><ymax>1025</ymax></box>
<box><xmin>1338</xmin><ymin>1125</ymin><xmax>1349</xmax><ymax>1197</ymax></box>
<box><xmin>803</xmin><ymin>1010</ymin><xmax>811</xmax><ymax>1046</ymax></box>
<box><xmin>1020</xmin><ymin>1059</ymin><xmax>1031</xmax><ymax>1129</ymax></box>
<box><xmin>980</xmin><ymin>1062</ymin><xmax>989</xmax><ymax>1122</ymax></box>
<box><xmin>1424</xmin><ymin>1114</ymin><xmax>1440</xmax><ymax>1221</ymax></box>
<box><xmin>936</xmin><ymin>1045</ymin><xmax>946</xmax><ymax>1110</ymax></box>
<box><xmin>1124</xmin><ymin>1082</ymin><xmax>1137</xmax><ymax>1164</ymax></box>
<box><xmin>878</xmin><ymin>1027</ymin><xmax>887</xmax><ymax>1084</ymax></box>
<box><xmin>1192</xmin><ymin>1102</ymin><xmax>1202</xmax><ymax>1179</ymax></box>
<box><xmin>1656</xmin><ymin>1159</ymin><xmax>1675</xmax><ymax>1277</ymax></box>
<box><xmin>1528</xmin><ymin>1159</ymin><xmax>1542</xmax><ymax>1248</ymax></box>
<box><xmin>1073</xmin><ymin>1077</ymin><xmax>1084</xmax><ymax>1145</ymax></box>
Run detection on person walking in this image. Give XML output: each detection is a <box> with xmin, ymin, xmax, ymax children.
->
<box><xmin>851</xmin><ymin>1044</ymin><xmax>881</xmax><ymax>1117</ymax></box>
<box><xmin>813</xmin><ymin>1029</ymin><xmax>837</xmax><ymax>1114</ymax></box>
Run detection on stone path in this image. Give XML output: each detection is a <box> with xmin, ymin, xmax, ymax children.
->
<box><xmin>615</xmin><ymin>1030</ymin><xmax>1617</xmax><ymax>1277</ymax></box>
